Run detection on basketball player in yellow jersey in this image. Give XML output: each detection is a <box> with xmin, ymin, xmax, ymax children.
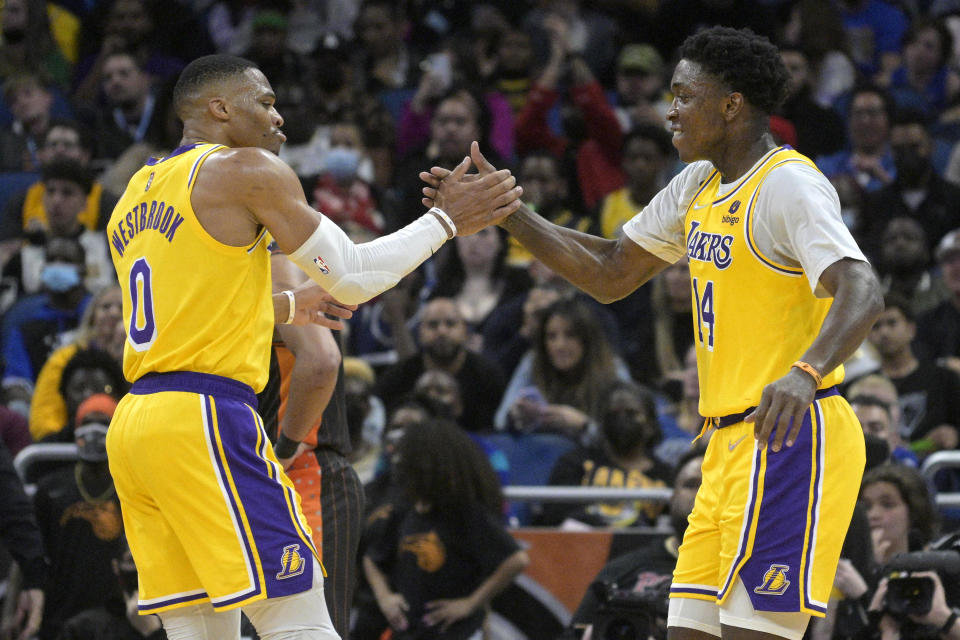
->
<box><xmin>421</xmin><ymin>28</ymin><xmax>884</xmax><ymax>640</ymax></box>
<box><xmin>106</xmin><ymin>55</ymin><xmax>523</xmax><ymax>640</ymax></box>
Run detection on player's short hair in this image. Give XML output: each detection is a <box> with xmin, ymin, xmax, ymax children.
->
<box><xmin>679</xmin><ymin>26</ymin><xmax>788</xmax><ymax>115</ymax></box>
<box><xmin>42</xmin><ymin>159</ymin><xmax>93</xmax><ymax>194</ymax></box>
<box><xmin>172</xmin><ymin>54</ymin><xmax>258</xmax><ymax>117</ymax></box>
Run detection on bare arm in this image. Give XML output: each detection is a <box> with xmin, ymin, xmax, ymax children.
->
<box><xmin>197</xmin><ymin>148</ymin><xmax>521</xmax><ymax>305</ymax></box>
<box><xmin>421</xmin><ymin>142</ymin><xmax>669</xmax><ymax>302</ymax></box>
<box><xmin>747</xmin><ymin>257</ymin><xmax>883</xmax><ymax>450</ymax></box>
<box><xmin>271</xmin><ymin>255</ymin><xmax>340</xmax><ymax>461</ymax></box>
<box><xmin>363</xmin><ymin>555</ymin><xmax>409</xmax><ymax>631</ymax></box>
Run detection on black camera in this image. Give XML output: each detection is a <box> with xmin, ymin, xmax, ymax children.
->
<box><xmin>881</xmin><ymin>533</ymin><xmax>960</xmax><ymax>638</ymax></box>
<box><xmin>590</xmin><ymin>576</ymin><xmax>671</xmax><ymax>640</ymax></box>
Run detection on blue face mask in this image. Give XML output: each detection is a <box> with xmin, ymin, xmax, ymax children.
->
<box><xmin>324</xmin><ymin>146</ymin><xmax>361</xmax><ymax>181</ymax></box>
<box><xmin>42</xmin><ymin>261</ymin><xmax>81</xmax><ymax>292</ymax></box>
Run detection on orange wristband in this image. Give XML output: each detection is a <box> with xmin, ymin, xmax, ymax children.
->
<box><xmin>792</xmin><ymin>361</ymin><xmax>822</xmax><ymax>387</ymax></box>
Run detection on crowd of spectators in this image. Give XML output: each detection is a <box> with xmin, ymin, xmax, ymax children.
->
<box><xmin>3</xmin><ymin>0</ymin><xmax>960</xmax><ymax>638</ymax></box>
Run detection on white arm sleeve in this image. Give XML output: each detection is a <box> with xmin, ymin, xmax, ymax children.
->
<box><xmin>287</xmin><ymin>212</ymin><xmax>448</xmax><ymax>305</ymax></box>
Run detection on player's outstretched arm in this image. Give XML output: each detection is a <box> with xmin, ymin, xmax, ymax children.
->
<box><xmin>420</xmin><ymin>142</ymin><xmax>669</xmax><ymax>303</ymax></box>
<box><xmin>226</xmin><ymin>148</ymin><xmax>522</xmax><ymax>305</ymax></box>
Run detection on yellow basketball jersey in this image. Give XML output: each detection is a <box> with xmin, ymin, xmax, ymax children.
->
<box><xmin>109</xmin><ymin>143</ymin><xmax>273</xmax><ymax>392</ymax></box>
<box><xmin>684</xmin><ymin>147</ymin><xmax>842</xmax><ymax>417</ymax></box>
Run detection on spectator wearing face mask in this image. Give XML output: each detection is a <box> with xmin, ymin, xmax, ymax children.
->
<box><xmin>309</xmin><ymin>122</ymin><xmax>384</xmax><ymax>242</ymax></box>
<box><xmin>0</xmin><ymin>236</ymin><xmax>90</xmax><ymax>415</ymax></box>
<box><xmin>534</xmin><ymin>381</ymin><xmax>671</xmax><ymax>528</ymax></box>
<box><xmin>32</xmin><ymin>392</ymin><xmax>124</xmax><ymax>640</ymax></box>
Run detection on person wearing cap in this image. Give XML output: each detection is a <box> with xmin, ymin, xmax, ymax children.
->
<box><xmin>917</xmin><ymin>228</ymin><xmax>960</xmax><ymax>374</ymax></box>
<box><xmin>32</xmin><ymin>391</ymin><xmax>124</xmax><ymax>640</ymax></box>
<box><xmin>612</xmin><ymin>43</ymin><xmax>671</xmax><ymax>133</ymax></box>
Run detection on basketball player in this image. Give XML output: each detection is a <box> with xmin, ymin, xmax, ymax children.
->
<box><xmin>422</xmin><ymin>28</ymin><xmax>883</xmax><ymax>640</ymax></box>
<box><xmin>105</xmin><ymin>55</ymin><xmax>521</xmax><ymax>640</ymax></box>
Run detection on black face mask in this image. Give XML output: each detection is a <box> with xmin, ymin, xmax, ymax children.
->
<box><xmin>863</xmin><ymin>433</ymin><xmax>891</xmax><ymax>472</ymax></box>
<box><xmin>894</xmin><ymin>150</ymin><xmax>930</xmax><ymax>185</ymax></box>
<box><xmin>2</xmin><ymin>27</ymin><xmax>26</xmax><ymax>44</ymax></box>
<box><xmin>602</xmin><ymin>412</ymin><xmax>649</xmax><ymax>453</ymax></box>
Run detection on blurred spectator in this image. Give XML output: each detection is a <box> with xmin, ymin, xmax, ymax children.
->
<box><xmin>817</xmin><ymin>84</ymin><xmax>896</xmax><ymax>193</ymax></box>
<box><xmin>837</xmin><ymin>0</ymin><xmax>908</xmax><ymax>82</ymax></box>
<box><xmin>0</xmin><ymin>438</ymin><xmax>46</xmax><ymax>640</ymax></box>
<box><xmin>360</xmin><ymin>419</ymin><xmax>528</xmax><ymax>640</ymax></box>
<box><xmin>30</xmin><ymin>285</ymin><xmax>122</xmax><ymax>442</ymax></box>
<box><xmin>851</xmin><ymin>393</ymin><xmax>918</xmax><ymax>468</ymax></box>
<box><xmin>0</xmin><ymin>73</ymin><xmax>56</xmax><ymax>172</ymax></box>
<box><xmin>847</xmin><ymin>373</ymin><xmax>903</xmax><ymax>433</ymax></box>
<box><xmin>343</xmin><ymin>356</ymin><xmax>385</xmax><ymax>484</ymax></box>
<box><xmin>78</xmin><ymin>51</ymin><xmax>162</xmax><ymax>164</ymax></box>
<box><xmin>240</xmin><ymin>9</ymin><xmax>317</xmax><ymax>145</ymax></box>
<box><xmin>514</xmin><ymin>13</ymin><xmax>624</xmax><ymax>210</ymax></box>
<box><xmin>0</xmin><ymin>0</ymin><xmax>71</xmax><ymax>88</ymax></box>
<box><xmin>1</xmin><ymin>235</ymin><xmax>90</xmax><ymax>405</ymax></box>
<box><xmin>482</xmin><ymin>278</ymin><xmax>573</xmax><ymax>381</ymax></box>
<box><xmin>867</xmin><ymin>292</ymin><xmax>960</xmax><ymax>455</ymax></box>
<box><xmin>860</xmin><ymin>110</ymin><xmax>960</xmax><ymax>260</ymax></box>
<box><xmin>655</xmin><ymin>345</ymin><xmax>704</xmax><ymax>466</ymax></box>
<box><xmin>536</xmin><ymin>381</ymin><xmax>670</xmax><ymax>528</ymax></box>
<box><xmin>396</xmin><ymin>46</ymin><xmax>515</xmax><ymax>162</ymax></box>
<box><xmin>874</xmin><ymin>217</ymin><xmax>950</xmax><ymax>316</ymax></box>
<box><xmin>57</xmin><ymin>538</ymin><xmax>165</xmax><ymax>639</ymax></box>
<box><xmin>374</xmin><ymin>297</ymin><xmax>506</xmax><ymax>433</ymax></box>
<box><xmin>650</xmin><ymin>258</ymin><xmax>694</xmax><ymax>391</ymax></box>
<box><xmin>203</xmin><ymin>0</ymin><xmax>258</xmax><ymax>55</ymax></box>
<box><xmin>495</xmin><ymin>298</ymin><xmax>629</xmax><ymax>439</ymax></box>
<box><xmin>611</xmin><ymin>44</ymin><xmax>671</xmax><ymax>133</ymax></box>
<box><xmin>653</xmin><ymin>0</ymin><xmax>777</xmax><ymax>58</ymax></box>
<box><xmin>308</xmin><ymin>121</ymin><xmax>384</xmax><ymax>242</ymax></box>
<box><xmin>887</xmin><ymin>17</ymin><xmax>960</xmax><ymax>119</ymax></box>
<box><xmin>351</xmin><ymin>0</ymin><xmax>416</xmax><ymax>97</ymax></box>
<box><xmin>777</xmin><ymin>47</ymin><xmax>846</xmax><ymax>159</ymax></box>
<box><xmin>0</xmin><ymin>120</ymin><xmax>114</xmax><ymax>251</ymax></box>
<box><xmin>362</xmin><ymin>399</ymin><xmax>432</xmax><ymax>518</ymax></box>
<box><xmin>33</xmin><ymin>392</ymin><xmax>123</xmax><ymax>640</ymax></box>
<box><xmin>862</xmin><ymin>463</ymin><xmax>940</xmax><ymax>565</ymax></box>
<box><xmin>71</xmin><ymin>0</ymin><xmax>185</xmax><ymax>106</ymax></box>
<box><xmin>54</xmin><ymin>350</ymin><xmax>124</xmax><ymax>441</ymax></box>
<box><xmin>506</xmin><ymin>151</ymin><xmax>594</xmax><ymax>265</ymax></box>
<box><xmin>778</xmin><ymin>0</ymin><xmax>856</xmax><ymax>109</ymax></box>
<box><xmin>389</xmin><ymin>87</ymin><xmax>503</xmax><ymax>230</ymax></box>
<box><xmin>566</xmin><ymin>447</ymin><xmax>705</xmax><ymax>640</ymax></box>
<box><xmin>487</xmin><ymin>28</ymin><xmax>535</xmax><ymax>115</ymax></box>
<box><xmin>916</xmin><ymin>228</ymin><xmax>960</xmax><ymax>370</ymax></box>
<box><xmin>1</xmin><ymin>160</ymin><xmax>113</xmax><ymax>300</ymax></box>
<box><xmin>522</xmin><ymin>1</ymin><xmax>617</xmax><ymax>86</ymax></box>
<box><xmin>598</xmin><ymin>123</ymin><xmax>674</xmax><ymax>240</ymax></box>
<box><xmin>431</xmin><ymin>227</ymin><xmax>531</xmax><ymax>350</ymax></box>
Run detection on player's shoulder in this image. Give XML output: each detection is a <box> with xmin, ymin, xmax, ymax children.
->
<box><xmin>197</xmin><ymin>146</ymin><xmax>295</xmax><ymax>190</ymax></box>
<box><xmin>765</xmin><ymin>156</ymin><xmax>834</xmax><ymax>192</ymax></box>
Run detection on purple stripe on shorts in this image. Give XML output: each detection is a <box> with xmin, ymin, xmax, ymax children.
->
<box><xmin>213</xmin><ymin>397</ymin><xmax>315</xmax><ymax>599</ymax></box>
<box><xmin>205</xmin><ymin>396</ymin><xmax>262</xmax><ymax>605</ymax></box>
<box><xmin>670</xmin><ymin>586</ymin><xmax>718</xmax><ymax>597</ymax></box>
<box><xmin>738</xmin><ymin>407</ymin><xmax>819</xmax><ymax>613</ymax></box>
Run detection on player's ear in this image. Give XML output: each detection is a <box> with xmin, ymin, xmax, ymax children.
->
<box><xmin>723</xmin><ymin>91</ymin><xmax>744</xmax><ymax>121</ymax></box>
<box><xmin>208</xmin><ymin>96</ymin><xmax>230</xmax><ymax>122</ymax></box>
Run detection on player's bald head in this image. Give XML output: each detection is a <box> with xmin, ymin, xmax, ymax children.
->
<box><xmin>173</xmin><ymin>54</ymin><xmax>259</xmax><ymax>120</ymax></box>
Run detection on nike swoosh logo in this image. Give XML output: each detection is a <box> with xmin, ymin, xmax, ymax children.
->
<box><xmin>692</xmin><ymin>202</ymin><xmax>708</xmax><ymax>210</ymax></box>
<box><xmin>728</xmin><ymin>435</ymin><xmax>748</xmax><ymax>451</ymax></box>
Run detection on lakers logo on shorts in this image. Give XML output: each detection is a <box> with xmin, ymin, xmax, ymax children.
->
<box><xmin>754</xmin><ymin>564</ymin><xmax>791</xmax><ymax>596</ymax></box>
<box><xmin>276</xmin><ymin>544</ymin><xmax>306</xmax><ymax>580</ymax></box>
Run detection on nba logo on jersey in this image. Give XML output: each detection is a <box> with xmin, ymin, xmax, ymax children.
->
<box><xmin>754</xmin><ymin>564</ymin><xmax>791</xmax><ymax>596</ymax></box>
<box><xmin>276</xmin><ymin>544</ymin><xmax>306</xmax><ymax>580</ymax></box>
<box><xmin>313</xmin><ymin>255</ymin><xmax>330</xmax><ymax>274</ymax></box>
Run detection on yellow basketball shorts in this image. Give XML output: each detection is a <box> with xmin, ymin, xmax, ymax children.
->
<box><xmin>670</xmin><ymin>388</ymin><xmax>864</xmax><ymax>616</ymax></box>
<box><xmin>106</xmin><ymin>372</ymin><xmax>321</xmax><ymax>615</ymax></box>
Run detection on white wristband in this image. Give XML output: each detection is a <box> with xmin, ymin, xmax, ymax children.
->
<box><xmin>281</xmin><ymin>289</ymin><xmax>296</xmax><ymax>324</ymax></box>
<box><xmin>428</xmin><ymin>207</ymin><xmax>456</xmax><ymax>238</ymax></box>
